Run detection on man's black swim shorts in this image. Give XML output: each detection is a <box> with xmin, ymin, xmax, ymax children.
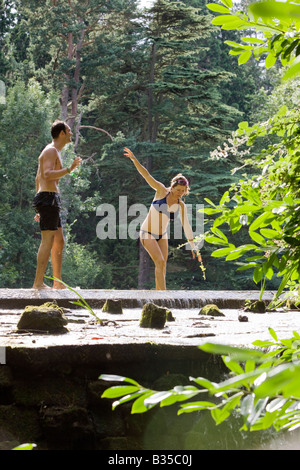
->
<box><xmin>33</xmin><ymin>192</ymin><xmax>62</xmax><ymax>231</ymax></box>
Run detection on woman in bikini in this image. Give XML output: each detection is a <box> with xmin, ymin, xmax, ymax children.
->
<box><xmin>124</xmin><ymin>147</ymin><xmax>202</xmax><ymax>290</ymax></box>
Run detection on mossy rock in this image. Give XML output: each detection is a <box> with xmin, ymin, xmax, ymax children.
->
<box><xmin>244</xmin><ymin>300</ymin><xmax>266</xmax><ymax>313</ymax></box>
<box><xmin>42</xmin><ymin>301</ymin><xmax>70</xmax><ymax>314</ymax></box>
<box><xmin>139</xmin><ymin>303</ymin><xmax>168</xmax><ymax>329</ymax></box>
<box><xmin>102</xmin><ymin>299</ymin><xmax>123</xmax><ymax>314</ymax></box>
<box><xmin>286</xmin><ymin>298</ymin><xmax>300</xmax><ymax>310</ymax></box>
<box><xmin>199</xmin><ymin>304</ymin><xmax>225</xmax><ymax>317</ymax></box>
<box><xmin>17</xmin><ymin>304</ymin><xmax>68</xmax><ymax>333</ymax></box>
<box><xmin>166</xmin><ymin>309</ymin><xmax>175</xmax><ymax>322</ymax></box>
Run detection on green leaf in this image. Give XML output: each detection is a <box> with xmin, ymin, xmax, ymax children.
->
<box><xmin>211</xmin><ymin>226</ymin><xmax>228</xmax><ymax>242</ymax></box>
<box><xmin>211</xmin><ymin>246</ymin><xmax>235</xmax><ymax>257</ymax></box>
<box><xmin>99</xmin><ymin>374</ymin><xmax>140</xmax><ymax>386</ymax></box>
<box><xmin>160</xmin><ymin>386</ymin><xmax>200</xmax><ymax>407</ymax></box>
<box><xmin>249</xmin><ymin>231</ymin><xmax>266</xmax><ymax>245</ymax></box>
<box><xmin>190</xmin><ymin>376</ymin><xmax>218</xmax><ymax>393</ymax></box>
<box><xmin>242</xmin><ymin>37</ymin><xmax>265</xmax><ymax>44</ymax></box>
<box><xmin>265</xmin><ymin>51</ymin><xmax>277</xmax><ymax>68</ymax></box>
<box><xmin>238</xmin><ymin>121</ymin><xmax>249</xmax><ymax>129</ymax></box>
<box><xmin>225</xmin><ymin>249</ymin><xmax>246</xmax><ymax>260</ymax></box>
<box><xmin>212</xmin><ymin>14</ymin><xmax>243</xmax><ymax>25</ymax></box>
<box><xmin>101</xmin><ymin>385</ymin><xmax>140</xmax><ymax>399</ymax></box>
<box><xmin>237</xmin><ymin>262</ymin><xmax>258</xmax><ymax>271</ymax></box>
<box><xmin>224</xmin><ymin>40</ymin><xmax>245</xmax><ymax>48</ymax></box>
<box><xmin>13</xmin><ymin>443</ymin><xmax>37</xmax><ymax>450</ymax></box>
<box><xmin>178</xmin><ymin>400</ymin><xmax>217</xmax><ymax>415</ymax></box>
<box><xmin>238</xmin><ymin>50</ymin><xmax>252</xmax><ymax>65</ymax></box>
<box><xmin>112</xmin><ymin>390</ymin><xmax>147</xmax><ymax>410</ymax></box>
<box><xmin>223</xmin><ymin>356</ymin><xmax>245</xmax><ymax>375</ymax></box>
<box><xmin>260</xmin><ymin>228</ymin><xmax>279</xmax><ymax>238</ymax></box>
<box><xmin>144</xmin><ymin>390</ymin><xmax>174</xmax><ymax>405</ymax></box>
<box><xmin>219</xmin><ymin>0</ymin><xmax>233</xmax><ymax>8</ymax></box>
<box><xmin>249</xmin><ymin>211</ymin><xmax>276</xmax><ymax>232</ymax></box>
<box><xmin>211</xmin><ymin>406</ymin><xmax>231</xmax><ymax>425</ymax></box>
<box><xmin>269</xmin><ymin>328</ymin><xmax>278</xmax><ymax>341</ymax></box>
<box><xmin>131</xmin><ymin>392</ymin><xmax>156</xmax><ymax>413</ymax></box>
<box><xmin>253</xmin><ymin>265</ymin><xmax>263</xmax><ymax>283</ymax></box>
<box><xmin>204</xmin><ymin>198</ymin><xmax>217</xmax><ymax>207</ymax></box>
<box><xmin>254</xmin><ymin>364</ymin><xmax>300</xmax><ymax>399</ymax></box>
<box><xmin>206</xmin><ymin>3</ymin><xmax>231</xmax><ymax>13</ymax></box>
<box><xmin>205</xmin><ymin>235</ymin><xmax>228</xmax><ymax>245</ymax></box>
<box><xmin>283</xmin><ymin>58</ymin><xmax>300</xmax><ymax>81</ymax></box>
<box><xmin>198</xmin><ymin>343</ymin><xmax>264</xmax><ymax>362</ymax></box>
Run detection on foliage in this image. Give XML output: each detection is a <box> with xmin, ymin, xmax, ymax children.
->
<box><xmin>201</xmin><ymin>103</ymin><xmax>300</xmax><ymax>300</ymax></box>
<box><xmin>12</xmin><ymin>443</ymin><xmax>37</xmax><ymax>450</ymax></box>
<box><xmin>100</xmin><ymin>328</ymin><xmax>300</xmax><ymax>432</ymax></box>
<box><xmin>206</xmin><ymin>0</ymin><xmax>300</xmax><ymax>80</ymax></box>
<box><xmin>0</xmin><ymin>0</ymin><xmax>272</xmax><ymax>289</ymax></box>
<box><xmin>199</xmin><ymin>0</ymin><xmax>300</xmax><ymax>299</ymax></box>
<box><xmin>0</xmin><ymin>80</ymin><xmax>56</xmax><ymax>287</ymax></box>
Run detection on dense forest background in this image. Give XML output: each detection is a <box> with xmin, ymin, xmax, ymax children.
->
<box><xmin>0</xmin><ymin>0</ymin><xmax>289</xmax><ymax>290</ymax></box>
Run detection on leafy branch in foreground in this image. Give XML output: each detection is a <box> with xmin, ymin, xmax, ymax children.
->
<box><xmin>100</xmin><ymin>329</ymin><xmax>300</xmax><ymax>432</ymax></box>
<box><xmin>207</xmin><ymin>0</ymin><xmax>300</xmax><ymax>80</ymax></box>
<box><xmin>200</xmin><ymin>104</ymin><xmax>300</xmax><ymax>304</ymax></box>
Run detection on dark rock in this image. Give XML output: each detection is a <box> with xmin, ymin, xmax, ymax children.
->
<box><xmin>40</xmin><ymin>406</ymin><xmax>95</xmax><ymax>450</ymax></box>
<box><xmin>238</xmin><ymin>315</ymin><xmax>248</xmax><ymax>322</ymax></box>
<box><xmin>199</xmin><ymin>304</ymin><xmax>225</xmax><ymax>317</ymax></box>
<box><xmin>102</xmin><ymin>299</ymin><xmax>123</xmax><ymax>314</ymax></box>
<box><xmin>244</xmin><ymin>300</ymin><xmax>266</xmax><ymax>313</ymax></box>
<box><xmin>139</xmin><ymin>303</ymin><xmax>167</xmax><ymax>329</ymax></box>
<box><xmin>17</xmin><ymin>304</ymin><xmax>68</xmax><ymax>333</ymax></box>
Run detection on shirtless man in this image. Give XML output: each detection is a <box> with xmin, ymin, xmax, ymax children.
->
<box><xmin>32</xmin><ymin>120</ymin><xmax>82</xmax><ymax>289</ymax></box>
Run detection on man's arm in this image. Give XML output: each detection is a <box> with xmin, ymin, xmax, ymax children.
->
<box><xmin>41</xmin><ymin>148</ymin><xmax>81</xmax><ymax>180</ymax></box>
<box><xmin>35</xmin><ymin>172</ymin><xmax>39</xmax><ymax>192</ymax></box>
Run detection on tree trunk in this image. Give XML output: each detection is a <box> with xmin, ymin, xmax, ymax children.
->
<box><xmin>138</xmin><ymin>41</ymin><xmax>157</xmax><ymax>289</ymax></box>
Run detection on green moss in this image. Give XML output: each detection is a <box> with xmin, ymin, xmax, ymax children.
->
<box><xmin>199</xmin><ymin>304</ymin><xmax>225</xmax><ymax>317</ymax></box>
<box><xmin>244</xmin><ymin>300</ymin><xmax>266</xmax><ymax>313</ymax></box>
<box><xmin>166</xmin><ymin>310</ymin><xmax>175</xmax><ymax>322</ymax></box>
<box><xmin>17</xmin><ymin>303</ymin><xmax>68</xmax><ymax>333</ymax></box>
<box><xmin>139</xmin><ymin>303</ymin><xmax>168</xmax><ymax>329</ymax></box>
<box><xmin>102</xmin><ymin>299</ymin><xmax>123</xmax><ymax>314</ymax></box>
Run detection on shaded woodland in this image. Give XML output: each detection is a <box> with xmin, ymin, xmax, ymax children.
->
<box><xmin>0</xmin><ymin>0</ymin><xmax>283</xmax><ymax>290</ymax></box>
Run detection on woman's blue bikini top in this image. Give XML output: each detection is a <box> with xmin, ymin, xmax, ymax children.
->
<box><xmin>152</xmin><ymin>194</ymin><xmax>180</xmax><ymax>220</ymax></box>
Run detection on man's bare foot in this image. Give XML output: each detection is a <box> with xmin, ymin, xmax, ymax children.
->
<box><xmin>52</xmin><ymin>281</ymin><xmax>66</xmax><ymax>289</ymax></box>
<box><xmin>32</xmin><ymin>283</ymin><xmax>52</xmax><ymax>290</ymax></box>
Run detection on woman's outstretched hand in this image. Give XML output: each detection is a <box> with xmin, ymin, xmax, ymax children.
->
<box><xmin>124</xmin><ymin>147</ymin><xmax>135</xmax><ymax>160</ymax></box>
<box><xmin>192</xmin><ymin>248</ymin><xmax>202</xmax><ymax>263</ymax></box>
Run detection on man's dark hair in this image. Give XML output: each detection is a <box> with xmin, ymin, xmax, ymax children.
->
<box><xmin>51</xmin><ymin>120</ymin><xmax>67</xmax><ymax>139</ymax></box>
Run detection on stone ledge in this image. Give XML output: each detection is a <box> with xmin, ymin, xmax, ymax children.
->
<box><xmin>0</xmin><ymin>288</ymin><xmax>274</xmax><ymax>309</ymax></box>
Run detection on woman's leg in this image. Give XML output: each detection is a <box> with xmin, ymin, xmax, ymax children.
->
<box><xmin>157</xmin><ymin>236</ymin><xmax>168</xmax><ymax>280</ymax></box>
<box><xmin>140</xmin><ymin>234</ymin><xmax>167</xmax><ymax>290</ymax></box>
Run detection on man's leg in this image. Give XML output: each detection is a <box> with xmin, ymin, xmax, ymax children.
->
<box><xmin>51</xmin><ymin>227</ymin><xmax>65</xmax><ymax>289</ymax></box>
<box><xmin>32</xmin><ymin>230</ymin><xmax>55</xmax><ymax>289</ymax></box>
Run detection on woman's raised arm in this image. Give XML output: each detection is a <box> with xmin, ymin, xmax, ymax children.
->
<box><xmin>123</xmin><ymin>147</ymin><xmax>164</xmax><ymax>191</ymax></box>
